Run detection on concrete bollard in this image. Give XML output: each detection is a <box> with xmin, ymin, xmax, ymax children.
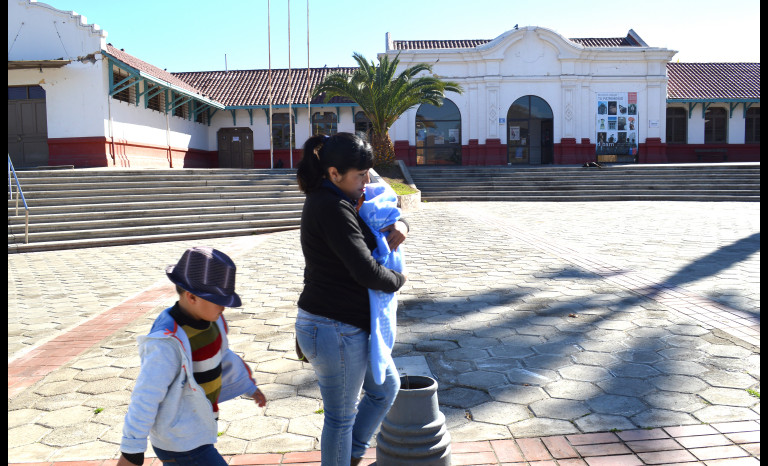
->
<box><xmin>376</xmin><ymin>375</ymin><xmax>452</xmax><ymax>465</ymax></box>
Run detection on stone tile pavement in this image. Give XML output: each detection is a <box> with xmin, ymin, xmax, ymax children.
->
<box><xmin>8</xmin><ymin>201</ymin><xmax>760</xmax><ymax>464</ymax></box>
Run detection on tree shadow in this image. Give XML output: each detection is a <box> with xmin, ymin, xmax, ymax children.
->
<box><xmin>647</xmin><ymin>232</ymin><xmax>760</xmax><ymax>318</ymax></box>
<box><xmin>396</xmin><ymin>256</ymin><xmax>759</xmax><ymax>435</ymax></box>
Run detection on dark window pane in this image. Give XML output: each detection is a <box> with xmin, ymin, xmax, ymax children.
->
<box><xmin>416</xmin><ymin>99</ymin><xmax>460</xmax><ymax>121</ymax></box>
<box><xmin>666</xmin><ymin>107</ymin><xmax>686</xmax><ymax>144</ymax></box>
<box><xmin>27</xmin><ymin>85</ymin><xmax>46</xmax><ymax>99</ymax></box>
<box><xmin>8</xmin><ymin>87</ymin><xmax>27</xmax><ymax>99</ymax></box>
<box><xmin>507</xmin><ymin>97</ymin><xmax>529</xmax><ymax>120</ymax></box>
<box><xmin>272</xmin><ymin>113</ymin><xmax>295</xmax><ymax>148</ymax></box>
<box><xmin>530</xmin><ymin>96</ymin><xmax>553</xmax><ymax>119</ymax></box>
<box><xmin>415</xmin><ymin>100</ymin><xmax>461</xmax><ymax>165</ymax></box>
<box><xmin>112</xmin><ymin>71</ymin><xmax>133</xmax><ymax>103</ymax></box>
<box><xmin>705</xmin><ymin>107</ymin><xmax>727</xmax><ymax>144</ymax></box>
<box><xmin>745</xmin><ymin>107</ymin><xmax>759</xmax><ymax>144</ymax></box>
<box><xmin>312</xmin><ymin>112</ymin><xmax>337</xmax><ymax>135</ymax></box>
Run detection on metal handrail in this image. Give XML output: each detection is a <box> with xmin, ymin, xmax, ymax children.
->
<box><xmin>8</xmin><ymin>155</ymin><xmax>29</xmax><ymax>244</ymax></box>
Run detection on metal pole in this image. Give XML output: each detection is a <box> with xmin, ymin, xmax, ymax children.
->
<box><xmin>267</xmin><ymin>0</ymin><xmax>273</xmax><ymax>169</ymax></box>
<box><xmin>307</xmin><ymin>0</ymin><xmax>311</xmax><ymax>137</ymax></box>
<box><xmin>288</xmin><ymin>0</ymin><xmax>293</xmax><ymax>169</ymax></box>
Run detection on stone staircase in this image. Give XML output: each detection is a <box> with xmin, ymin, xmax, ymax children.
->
<box><xmin>8</xmin><ymin>168</ymin><xmax>304</xmax><ymax>253</ymax></box>
<box><xmin>408</xmin><ymin>163</ymin><xmax>760</xmax><ymax>202</ymax></box>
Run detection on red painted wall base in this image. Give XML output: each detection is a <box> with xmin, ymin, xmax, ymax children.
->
<box><xmin>48</xmin><ymin>137</ymin><xmax>217</xmax><ymax>168</ymax></box>
<box><xmin>393</xmin><ymin>138</ymin><xmax>760</xmax><ymax>166</ymax></box>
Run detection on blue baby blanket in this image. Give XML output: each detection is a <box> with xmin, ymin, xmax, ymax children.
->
<box><xmin>358</xmin><ymin>182</ymin><xmax>404</xmax><ymax>385</ymax></box>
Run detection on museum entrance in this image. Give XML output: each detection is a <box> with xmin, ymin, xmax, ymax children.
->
<box><xmin>506</xmin><ymin>95</ymin><xmax>553</xmax><ymax>165</ymax></box>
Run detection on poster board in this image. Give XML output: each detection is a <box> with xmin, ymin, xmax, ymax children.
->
<box><xmin>596</xmin><ymin>92</ymin><xmax>639</xmax><ymax>162</ymax></box>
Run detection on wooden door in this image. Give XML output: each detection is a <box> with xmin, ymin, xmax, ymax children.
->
<box><xmin>8</xmin><ymin>86</ymin><xmax>49</xmax><ymax>168</ymax></box>
<box><xmin>217</xmin><ymin>127</ymin><xmax>254</xmax><ymax>168</ymax></box>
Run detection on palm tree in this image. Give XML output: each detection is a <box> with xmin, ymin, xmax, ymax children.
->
<box><xmin>312</xmin><ymin>52</ymin><xmax>463</xmax><ymax>167</ymax></box>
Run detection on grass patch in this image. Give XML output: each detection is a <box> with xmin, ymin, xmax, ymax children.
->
<box><xmin>386</xmin><ymin>181</ymin><xmax>419</xmax><ymax>195</ymax></box>
<box><xmin>374</xmin><ymin>165</ymin><xmax>419</xmax><ymax>195</ymax></box>
<box><xmin>747</xmin><ymin>388</ymin><xmax>760</xmax><ymax>398</ymax></box>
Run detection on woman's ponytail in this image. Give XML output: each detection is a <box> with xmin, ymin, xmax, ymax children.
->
<box><xmin>296</xmin><ymin>135</ymin><xmax>328</xmax><ymax>193</ymax></box>
<box><xmin>296</xmin><ymin>132</ymin><xmax>374</xmax><ymax>194</ymax></box>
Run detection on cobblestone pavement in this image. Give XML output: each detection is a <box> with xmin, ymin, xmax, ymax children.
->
<box><xmin>7</xmin><ymin>201</ymin><xmax>760</xmax><ymax>463</ymax></box>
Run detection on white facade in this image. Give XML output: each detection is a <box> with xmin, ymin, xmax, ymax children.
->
<box><xmin>383</xmin><ymin>27</ymin><xmax>676</xmax><ymax>148</ymax></box>
<box><xmin>9</xmin><ymin>0</ymin><xmax>214</xmax><ymax>167</ymax></box>
<box><xmin>9</xmin><ymin>2</ymin><xmax>757</xmax><ymax>168</ymax></box>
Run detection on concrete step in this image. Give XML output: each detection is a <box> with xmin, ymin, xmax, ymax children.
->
<box><xmin>407</xmin><ymin>163</ymin><xmax>760</xmax><ymax>202</ymax></box>
<box><xmin>415</xmin><ymin>181</ymin><xmax>760</xmax><ymax>190</ymax></box>
<box><xmin>14</xmin><ymin>179</ymin><xmax>298</xmax><ymax>190</ymax></box>
<box><xmin>423</xmin><ymin>194</ymin><xmax>761</xmax><ymax>202</ymax></box>
<box><xmin>13</xmin><ymin>168</ymin><xmax>296</xmax><ymax>177</ymax></box>
<box><xmin>13</xmin><ymin>184</ymin><xmax>301</xmax><ymax>199</ymax></box>
<box><xmin>8</xmin><ymin>216</ymin><xmax>301</xmax><ymax>244</ymax></box>
<box><xmin>7</xmin><ymin>209</ymin><xmax>301</xmax><ymax>233</ymax></box>
<box><xmin>8</xmin><ymin>197</ymin><xmax>305</xmax><ymax>214</ymax></box>
<box><xmin>8</xmin><ymin>169</ymin><xmax>305</xmax><ymax>252</ymax></box>
<box><xmin>8</xmin><ymin>225</ymin><xmax>297</xmax><ymax>253</ymax></box>
<box><xmin>9</xmin><ymin>191</ymin><xmax>304</xmax><ymax>207</ymax></box>
<box><xmin>7</xmin><ymin>203</ymin><xmax>304</xmax><ymax>225</ymax></box>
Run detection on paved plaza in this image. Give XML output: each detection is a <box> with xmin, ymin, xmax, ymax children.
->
<box><xmin>8</xmin><ymin>201</ymin><xmax>760</xmax><ymax>464</ymax></box>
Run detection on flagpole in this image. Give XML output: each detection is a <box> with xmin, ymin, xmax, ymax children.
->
<box><xmin>307</xmin><ymin>0</ymin><xmax>311</xmax><ymax>137</ymax></box>
<box><xmin>267</xmin><ymin>0</ymin><xmax>273</xmax><ymax>169</ymax></box>
<box><xmin>288</xmin><ymin>0</ymin><xmax>293</xmax><ymax>169</ymax></box>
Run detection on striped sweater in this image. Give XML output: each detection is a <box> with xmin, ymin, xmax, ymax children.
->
<box><xmin>170</xmin><ymin>304</ymin><xmax>223</xmax><ymax>416</ymax></box>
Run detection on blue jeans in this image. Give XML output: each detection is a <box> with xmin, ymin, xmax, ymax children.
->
<box><xmin>296</xmin><ymin>308</ymin><xmax>400</xmax><ymax>465</ymax></box>
<box><xmin>152</xmin><ymin>444</ymin><xmax>227</xmax><ymax>465</ymax></box>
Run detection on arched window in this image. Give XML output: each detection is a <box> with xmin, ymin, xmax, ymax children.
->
<box><xmin>312</xmin><ymin>111</ymin><xmax>337</xmax><ymax>136</ymax></box>
<box><xmin>666</xmin><ymin>107</ymin><xmax>687</xmax><ymax>144</ymax></box>
<box><xmin>415</xmin><ymin>99</ymin><xmax>461</xmax><ymax>165</ymax></box>
<box><xmin>355</xmin><ymin>111</ymin><xmax>373</xmax><ymax>140</ymax></box>
<box><xmin>271</xmin><ymin>113</ymin><xmax>295</xmax><ymax>149</ymax></box>
<box><xmin>704</xmin><ymin>107</ymin><xmax>727</xmax><ymax>144</ymax></box>
<box><xmin>745</xmin><ymin>107</ymin><xmax>760</xmax><ymax>144</ymax></box>
<box><xmin>507</xmin><ymin>95</ymin><xmax>553</xmax><ymax>165</ymax></box>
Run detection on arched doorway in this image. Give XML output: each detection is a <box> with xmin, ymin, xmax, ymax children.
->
<box><xmin>415</xmin><ymin>98</ymin><xmax>461</xmax><ymax>165</ymax></box>
<box><xmin>507</xmin><ymin>95</ymin><xmax>553</xmax><ymax>165</ymax></box>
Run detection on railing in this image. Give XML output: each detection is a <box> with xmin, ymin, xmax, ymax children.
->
<box><xmin>8</xmin><ymin>155</ymin><xmax>29</xmax><ymax>244</ymax></box>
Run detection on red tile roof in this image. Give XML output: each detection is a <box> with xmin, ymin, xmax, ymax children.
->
<box><xmin>393</xmin><ymin>40</ymin><xmax>491</xmax><ymax>50</ymax></box>
<box><xmin>104</xmin><ymin>44</ymin><xmax>204</xmax><ymax>96</ymax></box>
<box><xmin>106</xmin><ymin>45</ymin><xmax>758</xmax><ymax>107</ymax></box>
<box><xmin>172</xmin><ymin>68</ymin><xmax>358</xmax><ymax>107</ymax></box>
<box><xmin>570</xmin><ymin>36</ymin><xmax>641</xmax><ymax>47</ymax></box>
<box><xmin>391</xmin><ymin>34</ymin><xmax>642</xmax><ymax>51</ymax></box>
<box><xmin>666</xmin><ymin>63</ymin><xmax>760</xmax><ymax>100</ymax></box>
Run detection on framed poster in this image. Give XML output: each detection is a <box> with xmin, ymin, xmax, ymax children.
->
<box><xmin>509</xmin><ymin>126</ymin><xmax>520</xmax><ymax>141</ymax></box>
<box><xmin>595</xmin><ymin>92</ymin><xmax>638</xmax><ymax>160</ymax></box>
<box><xmin>448</xmin><ymin>129</ymin><xmax>459</xmax><ymax>143</ymax></box>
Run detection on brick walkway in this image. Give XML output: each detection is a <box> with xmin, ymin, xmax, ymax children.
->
<box><xmin>8</xmin><ymin>421</ymin><xmax>762</xmax><ymax>465</ymax></box>
<box><xmin>8</xmin><ymin>201</ymin><xmax>760</xmax><ymax>465</ymax></box>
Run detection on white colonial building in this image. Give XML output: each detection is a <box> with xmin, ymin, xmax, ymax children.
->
<box><xmin>8</xmin><ymin>0</ymin><xmax>759</xmax><ymax>169</ymax></box>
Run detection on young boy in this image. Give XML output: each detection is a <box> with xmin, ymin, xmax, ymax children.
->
<box><xmin>118</xmin><ymin>247</ymin><xmax>267</xmax><ymax>466</ymax></box>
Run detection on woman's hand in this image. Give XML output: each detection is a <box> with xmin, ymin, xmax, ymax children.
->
<box><xmin>381</xmin><ymin>220</ymin><xmax>408</xmax><ymax>251</ymax></box>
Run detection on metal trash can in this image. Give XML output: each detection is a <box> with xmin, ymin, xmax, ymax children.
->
<box><xmin>376</xmin><ymin>375</ymin><xmax>451</xmax><ymax>465</ymax></box>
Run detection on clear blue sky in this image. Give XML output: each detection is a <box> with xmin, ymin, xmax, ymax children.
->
<box><xmin>39</xmin><ymin>0</ymin><xmax>760</xmax><ymax>72</ymax></box>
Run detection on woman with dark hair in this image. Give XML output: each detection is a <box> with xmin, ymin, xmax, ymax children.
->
<box><xmin>295</xmin><ymin>132</ymin><xmax>408</xmax><ymax>465</ymax></box>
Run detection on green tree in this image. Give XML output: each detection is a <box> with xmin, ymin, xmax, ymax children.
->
<box><xmin>312</xmin><ymin>52</ymin><xmax>463</xmax><ymax>168</ymax></box>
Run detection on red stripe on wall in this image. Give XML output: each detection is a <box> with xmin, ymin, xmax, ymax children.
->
<box><xmin>47</xmin><ymin>137</ymin><xmax>218</xmax><ymax>168</ymax></box>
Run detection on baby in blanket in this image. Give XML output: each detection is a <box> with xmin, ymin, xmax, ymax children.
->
<box><xmin>357</xmin><ymin>182</ymin><xmax>405</xmax><ymax>385</ymax></box>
